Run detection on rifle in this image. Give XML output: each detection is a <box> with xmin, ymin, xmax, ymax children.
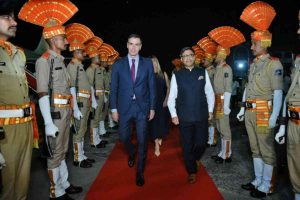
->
<box><xmin>72</xmin><ymin>65</ymin><xmax>81</xmax><ymax>134</ymax></box>
<box><xmin>90</xmin><ymin>68</ymin><xmax>97</xmax><ymax>119</ymax></box>
<box><xmin>41</xmin><ymin>59</ymin><xmax>57</xmax><ymax>158</ymax></box>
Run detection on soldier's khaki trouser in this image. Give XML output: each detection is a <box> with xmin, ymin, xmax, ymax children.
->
<box><xmin>48</xmin><ymin>108</ymin><xmax>72</xmax><ymax>169</ymax></box>
<box><xmin>216</xmin><ymin>114</ymin><xmax>231</xmax><ymax>140</ymax></box>
<box><xmin>245</xmin><ymin>110</ymin><xmax>276</xmax><ymax>166</ymax></box>
<box><xmin>0</xmin><ymin>122</ymin><xmax>33</xmax><ymax>200</ymax></box>
<box><xmin>73</xmin><ymin>98</ymin><xmax>90</xmax><ymax>143</ymax></box>
<box><xmin>287</xmin><ymin>120</ymin><xmax>300</xmax><ymax>193</ymax></box>
<box><xmin>90</xmin><ymin>94</ymin><xmax>104</xmax><ymax>128</ymax></box>
<box><xmin>99</xmin><ymin>94</ymin><xmax>109</xmax><ymax>121</ymax></box>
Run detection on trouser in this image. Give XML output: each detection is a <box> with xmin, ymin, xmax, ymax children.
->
<box><xmin>0</xmin><ymin>122</ymin><xmax>33</xmax><ymax>200</ymax></box>
<box><xmin>287</xmin><ymin>120</ymin><xmax>300</xmax><ymax>193</ymax></box>
<box><xmin>179</xmin><ymin>120</ymin><xmax>208</xmax><ymax>174</ymax></box>
<box><xmin>118</xmin><ymin>101</ymin><xmax>148</xmax><ymax>173</ymax></box>
<box><xmin>245</xmin><ymin>110</ymin><xmax>276</xmax><ymax>165</ymax></box>
<box><xmin>216</xmin><ymin>114</ymin><xmax>232</xmax><ymax>159</ymax></box>
<box><xmin>73</xmin><ymin>98</ymin><xmax>90</xmax><ymax>161</ymax></box>
<box><xmin>207</xmin><ymin>118</ymin><xmax>217</xmax><ymax>145</ymax></box>
<box><xmin>99</xmin><ymin>94</ymin><xmax>109</xmax><ymax>135</ymax></box>
<box><xmin>90</xmin><ymin>94</ymin><xmax>104</xmax><ymax>128</ymax></box>
<box><xmin>47</xmin><ymin>108</ymin><xmax>72</xmax><ymax>168</ymax></box>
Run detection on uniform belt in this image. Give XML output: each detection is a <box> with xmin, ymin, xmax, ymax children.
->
<box><xmin>96</xmin><ymin>89</ymin><xmax>105</xmax><ymax>96</ymax></box>
<box><xmin>105</xmin><ymin>90</ymin><xmax>110</xmax><ymax>94</ymax></box>
<box><xmin>53</xmin><ymin>94</ymin><xmax>71</xmax><ymax>108</ymax></box>
<box><xmin>0</xmin><ymin>103</ymin><xmax>33</xmax><ymax>125</ymax></box>
<box><xmin>288</xmin><ymin>106</ymin><xmax>300</xmax><ymax>123</ymax></box>
<box><xmin>0</xmin><ymin>106</ymin><xmax>32</xmax><ymax>118</ymax></box>
<box><xmin>245</xmin><ymin>99</ymin><xmax>272</xmax><ymax>110</ymax></box>
<box><xmin>78</xmin><ymin>93</ymin><xmax>90</xmax><ymax>98</ymax></box>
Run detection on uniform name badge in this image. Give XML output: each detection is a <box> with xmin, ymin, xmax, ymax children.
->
<box><xmin>198</xmin><ymin>75</ymin><xmax>204</xmax><ymax>80</ymax></box>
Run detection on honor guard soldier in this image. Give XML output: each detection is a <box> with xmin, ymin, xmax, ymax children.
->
<box><xmin>85</xmin><ymin>37</ymin><xmax>108</xmax><ymax>148</ymax></box>
<box><xmin>19</xmin><ymin>0</ymin><xmax>83</xmax><ymax>199</ymax></box>
<box><xmin>209</xmin><ymin>26</ymin><xmax>245</xmax><ymax>163</ymax></box>
<box><xmin>275</xmin><ymin>10</ymin><xmax>300</xmax><ymax>200</ymax></box>
<box><xmin>0</xmin><ymin>1</ymin><xmax>37</xmax><ymax>199</ymax></box>
<box><xmin>197</xmin><ymin>36</ymin><xmax>218</xmax><ymax>147</ymax></box>
<box><xmin>238</xmin><ymin>2</ymin><xmax>283</xmax><ymax>198</ymax></box>
<box><xmin>65</xmin><ymin>23</ymin><xmax>96</xmax><ymax>168</ymax></box>
<box><xmin>98</xmin><ymin>43</ymin><xmax>117</xmax><ymax>138</ymax></box>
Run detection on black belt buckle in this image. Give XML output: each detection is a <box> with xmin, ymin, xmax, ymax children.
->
<box><xmin>77</xmin><ymin>102</ymin><xmax>83</xmax><ymax>108</ymax></box>
<box><xmin>51</xmin><ymin>111</ymin><xmax>61</xmax><ymax>120</ymax></box>
<box><xmin>23</xmin><ymin>107</ymin><xmax>31</xmax><ymax>117</ymax></box>
<box><xmin>289</xmin><ymin>111</ymin><xmax>300</xmax><ymax>120</ymax></box>
<box><xmin>0</xmin><ymin>127</ymin><xmax>5</xmax><ymax>140</ymax></box>
<box><xmin>246</xmin><ymin>102</ymin><xmax>253</xmax><ymax>109</ymax></box>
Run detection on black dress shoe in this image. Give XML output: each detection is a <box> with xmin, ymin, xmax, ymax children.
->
<box><xmin>85</xmin><ymin>158</ymin><xmax>95</xmax><ymax>163</ymax></box>
<box><xmin>211</xmin><ymin>155</ymin><xmax>220</xmax><ymax>160</ymax></box>
<box><xmin>73</xmin><ymin>160</ymin><xmax>92</xmax><ymax>168</ymax></box>
<box><xmin>102</xmin><ymin>133</ymin><xmax>110</xmax><ymax>138</ymax></box>
<box><xmin>206</xmin><ymin>143</ymin><xmax>217</xmax><ymax>148</ymax></box>
<box><xmin>110</xmin><ymin>125</ymin><xmax>118</xmax><ymax>130</ymax></box>
<box><xmin>91</xmin><ymin>141</ymin><xmax>106</xmax><ymax>148</ymax></box>
<box><xmin>215</xmin><ymin>156</ymin><xmax>232</xmax><ymax>164</ymax></box>
<box><xmin>65</xmin><ymin>184</ymin><xmax>83</xmax><ymax>194</ymax></box>
<box><xmin>241</xmin><ymin>182</ymin><xmax>256</xmax><ymax>191</ymax></box>
<box><xmin>136</xmin><ymin>173</ymin><xmax>145</xmax><ymax>186</ymax></box>
<box><xmin>250</xmin><ymin>188</ymin><xmax>272</xmax><ymax>198</ymax></box>
<box><xmin>49</xmin><ymin>194</ymin><xmax>74</xmax><ymax>200</ymax></box>
<box><xmin>128</xmin><ymin>154</ymin><xmax>135</xmax><ymax>168</ymax></box>
<box><xmin>101</xmin><ymin>140</ymin><xmax>108</xmax><ymax>145</ymax></box>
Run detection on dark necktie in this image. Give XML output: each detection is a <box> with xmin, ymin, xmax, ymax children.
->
<box><xmin>131</xmin><ymin>59</ymin><xmax>135</xmax><ymax>82</ymax></box>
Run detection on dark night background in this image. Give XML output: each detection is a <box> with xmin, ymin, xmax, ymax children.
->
<box><xmin>11</xmin><ymin>0</ymin><xmax>300</xmax><ymax>75</ymax></box>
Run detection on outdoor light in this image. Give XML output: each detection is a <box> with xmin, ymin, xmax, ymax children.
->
<box><xmin>238</xmin><ymin>63</ymin><xmax>244</xmax><ymax>69</ymax></box>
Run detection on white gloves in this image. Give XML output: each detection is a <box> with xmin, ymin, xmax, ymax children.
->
<box><xmin>237</xmin><ymin>107</ymin><xmax>245</xmax><ymax>121</ymax></box>
<box><xmin>275</xmin><ymin>125</ymin><xmax>285</xmax><ymax>144</ymax></box>
<box><xmin>0</xmin><ymin>153</ymin><xmax>5</xmax><ymax>169</ymax></box>
<box><xmin>91</xmin><ymin>87</ymin><xmax>98</xmax><ymax>109</ymax></box>
<box><xmin>268</xmin><ymin>114</ymin><xmax>277</xmax><ymax>129</ymax></box>
<box><xmin>70</xmin><ymin>87</ymin><xmax>83</xmax><ymax>120</ymax></box>
<box><xmin>269</xmin><ymin>90</ymin><xmax>283</xmax><ymax>128</ymax></box>
<box><xmin>38</xmin><ymin>95</ymin><xmax>59</xmax><ymax>138</ymax></box>
<box><xmin>223</xmin><ymin>92</ymin><xmax>231</xmax><ymax>115</ymax></box>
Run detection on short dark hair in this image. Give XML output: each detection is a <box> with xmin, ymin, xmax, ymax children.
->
<box><xmin>180</xmin><ymin>47</ymin><xmax>195</xmax><ymax>57</ymax></box>
<box><xmin>127</xmin><ymin>33</ymin><xmax>142</xmax><ymax>43</ymax></box>
<box><xmin>0</xmin><ymin>0</ymin><xmax>18</xmax><ymax>15</ymax></box>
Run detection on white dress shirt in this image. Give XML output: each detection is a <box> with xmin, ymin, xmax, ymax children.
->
<box><xmin>167</xmin><ymin>68</ymin><xmax>215</xmax><ymax>118</ymax></box>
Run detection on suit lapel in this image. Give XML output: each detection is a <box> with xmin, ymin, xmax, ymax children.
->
<box><xmin>124</xmin><ymin>57</ymin><xmax>133</xmax><ymax>84</ymax></box>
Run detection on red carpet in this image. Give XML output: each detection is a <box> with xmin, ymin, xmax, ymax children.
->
<box><xmin>85</xmin><ymin>126</ymin><xmax>224</xmax><ymax>200</ymax></box>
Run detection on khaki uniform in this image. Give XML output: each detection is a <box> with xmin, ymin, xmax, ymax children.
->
<box><xmin>213</xmin><ymin>63</ymin><xmax>232</xmax><ymax>159</ymax></box>
<box><xmin>0</xmin><ymin>43</ymin><xmax>33</xmax><ymax>200</ymax></box>
<box><xmin>86</xmin><ymin>64</ymin><xmax>105</xmax><ymax>145</ymax></box>
<box><xmin>206</xmin><ymin>65</ymin><xmax>217</xmax><ymax>145</ymax></box>
<box><xmin>285</xmin><ymin>55</ymin><xmax>300</xmax><ymax>193</ymax></box>
<box><xmin>36</xmin><ymin>50</ymin><xmax>72</xmax><ymax>198</ymax></box>
<box><xmin>245</xmin><ymin>54</ymin><xmax>283</xmax><ymax>166</ymax></box>
<box><xmin>99</xmin><ymin>67</ymin><xmax>110</xmax><ymax>122</ymax></box>
<box><xmin>67</xmin><ymin>60</ymin><xmax>91</xmax><ymax>161</ymax></box>
<box><xmin>36</xmin><ymin>50</ymin><xmax>72</xmax><ymax>168</ymax></box>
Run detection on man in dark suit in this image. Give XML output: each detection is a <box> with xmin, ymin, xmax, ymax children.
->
<box><xmin>168</xmin><ymin>47</ymin><xmax>215</xmax><ymax>184</ymax></box>
<box><xmin>110</xmin><ymin>34</ymin><xmax>156</xmax><ymax>186</ymax></box>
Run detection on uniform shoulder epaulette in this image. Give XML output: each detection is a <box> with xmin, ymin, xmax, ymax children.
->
<box><xmin>270</xmin><ymin>56</ymin><xmax>279</xmax><ymax>61</ymax></box>
<box><xmin>296</xmin><ymin>54</ymin><xmax>300</xmax><ymax>58</ymax></box>
<box><xmin>15</xmin><ymin>45</ymin><xmax>24</xmax><ymax>52</ymax></box>
<box><xmin>41</xmin><ymin>51</ymin><xmax>50</xmax><ymax>59</ymax></box>
<box><xmin>222</xmin><ymin>63</ymin><xmax>229</xmax><ymax>68</ymax></box>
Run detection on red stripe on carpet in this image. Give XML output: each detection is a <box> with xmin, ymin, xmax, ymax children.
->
<box><xmin>85</xmin><ymin>126</ymin><xmax>224</xmax><ymax>200</ymax></box>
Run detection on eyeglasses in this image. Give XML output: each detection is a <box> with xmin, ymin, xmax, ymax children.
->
<box><xmin>181</xmin><ymin>54</ymin><xmax>195</xmax><ymax>59</ymax></box>
<box><xmin>0</xmin><ymin>15</ymin><xmax>16</xmax><ymax>21</ymax></box>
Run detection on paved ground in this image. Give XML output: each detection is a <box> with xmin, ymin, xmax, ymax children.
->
<box><xmin>28</xmin><ymin>109</ymin><xmax>294</xmax><ymax>200</ymax></box>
